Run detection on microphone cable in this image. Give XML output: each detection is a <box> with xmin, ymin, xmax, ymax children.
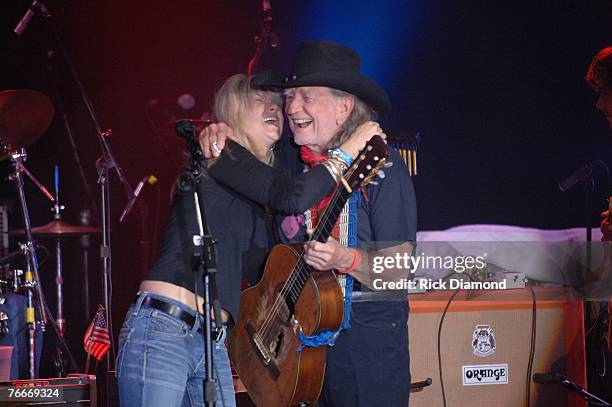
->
<box><xmin>525</xmin><ymin>285</ymin><xmax>537</xmax><ymax>407</ymax></box>
<box><xmin>437</xmin><ymin>288</ymin><xmax>460</xmax><ymax>407</ymax></box>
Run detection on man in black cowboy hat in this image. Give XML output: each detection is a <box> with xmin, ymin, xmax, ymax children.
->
<box><xmin>201</xmin><ymin>40</ymin><xmax>416</xmax><ymax>406</ymax></box>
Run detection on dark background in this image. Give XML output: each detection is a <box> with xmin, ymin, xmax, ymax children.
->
<box><xmin>0</xmin><ymin>0</ymin><xmax>610</xmax><ymax>386</ymax></box>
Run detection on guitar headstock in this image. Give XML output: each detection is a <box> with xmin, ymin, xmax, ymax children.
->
<box><xmin>342</xmin><ymin>135</ymin><xmax>389</xmax><ymax>193</ymax></box>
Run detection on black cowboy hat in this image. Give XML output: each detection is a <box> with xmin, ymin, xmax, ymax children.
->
<box><xmin>254</xmin><ymin>40</ymin><xmax>391</xmax><ymax>116</ymax></box>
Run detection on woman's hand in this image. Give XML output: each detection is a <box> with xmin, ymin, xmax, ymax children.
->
<box><xmin>339</xmin><ymin>121</ymin><xmax>387</xmax><ymax>159</ymax></box>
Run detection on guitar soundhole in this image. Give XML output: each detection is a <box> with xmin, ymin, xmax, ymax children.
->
<box><xmin>269</xmin><ymin>331</ymin><xmax>284</xmax><ymax>357</ymax></box>
<box><xmin>262</xmin><ymin>284</ymin><xmax>296</xmax><ymax>358</ymax></box>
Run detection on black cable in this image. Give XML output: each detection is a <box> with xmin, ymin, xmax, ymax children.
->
<box><xmin>585</xmin><ymin>306</ymin><xmax>604</xmax><ymax>338</ymax></box>
<box><xmin>564</xmin><ymin>380</ymin><xmax>611</xmax><ymax>406</ymax></box>
<box><xmin>437</xmin><ymin>289</ymin><xmax>460</xmax><ymax>407</ymax></box>
<box><xmin>525</xmin><ymin>286</ymin><xmax>537</xmax><ymax>407</ymax></box>
<box><xmin>36</xmin><ymin>244</ymin><xmax>49</xmax><ymax>268</ymax></box>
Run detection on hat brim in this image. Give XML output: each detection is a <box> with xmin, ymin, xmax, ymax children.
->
<box><xmin>254</xmin><ymin>70</ymin><xmax>391</xmax><ymax>116</ymax></box>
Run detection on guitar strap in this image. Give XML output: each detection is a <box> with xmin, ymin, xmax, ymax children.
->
<box><xmin>296</xmin><ymin>149</ymin><xmax>360</xmax><ymax>350</ymax></box>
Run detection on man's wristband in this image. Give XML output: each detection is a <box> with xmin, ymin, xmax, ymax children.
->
<box><xmin>328</xmin><ymin>147</ymin><xmax>354</xmax><ymax>166</ymax></box>
<box><xmin>336</xmin><ymin>248</ymin><xmax>360</xmax><ymax>274</ymax></box>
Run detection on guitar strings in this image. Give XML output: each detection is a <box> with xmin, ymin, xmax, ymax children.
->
<box><xmin>258</xmin><ymin>189</ymin><xmax>347</xmax><ymax>342</ymax></box>
<box><xmin>258</xmin><ymin>158</ymin><xmax>363</xmax><ymax>341</ymax></box>
<box><xmin>257</xmin><ymin>163</ymin><xmax>358</xmax><ymax>341</ymax></box>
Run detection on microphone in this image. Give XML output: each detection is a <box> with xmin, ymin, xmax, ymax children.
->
<box><xmin>175</xmin><ymin>119</ymin><xmax>198</xmax><ymax>140</ymax></box>
<box><xmin>558</xmin><ymin>160</ymin><xmax>607</xmax><ymax>192</ymax></box>
<box><xmin>532</xmin><ymin>372</ymin><xmax>567</xmax><ymax>384</ymax></box>
<box><xmin>119</xmin><ymin>175</ymin><xmax>157</xmax><ymax>223</ymax></box>
<box><xmin>14</xmin><ymin>0</ymin><xmax>50</xmax><ymax>36</ymax></box>
<box><xmin>175</xmin><ymin>119</ymin><xmax>207</xmax><ymax>173</ymax></box>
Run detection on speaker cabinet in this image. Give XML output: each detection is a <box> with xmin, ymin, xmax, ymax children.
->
<box><xmin>408</xmin><ymin>287</ymin><xmax>586</xmax><ymax>407</ymax></box>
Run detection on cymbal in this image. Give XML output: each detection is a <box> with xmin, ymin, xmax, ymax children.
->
<box><xmin>0</xmin><ymin>89</ymin><xmax>54</xmax><ymax>152</ymax></box>
<box><xmin>9</xmin><ymin>220</ymin><xmax>101</xmax><ymax>237</ymax></box>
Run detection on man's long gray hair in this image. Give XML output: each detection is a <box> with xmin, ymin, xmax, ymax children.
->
<box><xmin>326</xmin><ymin>89</ymin><xmax>378</xmax><ymax>150</ymax></box>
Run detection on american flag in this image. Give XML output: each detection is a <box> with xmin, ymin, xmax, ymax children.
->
<box><xmin>83</xmin><ymin>305</ymin><xmax>111</xmax><ymax>361</ymax></box>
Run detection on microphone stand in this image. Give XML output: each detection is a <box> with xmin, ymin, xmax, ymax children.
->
<box><xmin>175</xmin><ymin>120</ymin><xmax>222</xmax><ymax>407</ymax></box>
<box><xmin>32</xmin><ymin>2</ymin><xmax>136</xmax><ymax>369</ymax></box>
<box><xmin>45</xmin><ymin>49</ymin><xmax>99</xmax><ymax>219</ymax></box>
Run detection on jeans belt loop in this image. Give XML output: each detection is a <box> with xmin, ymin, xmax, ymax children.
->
<box><xmin>132</xmin><ymin>291</ymin><xmax>149</xmax><ymax>315</ymax></box>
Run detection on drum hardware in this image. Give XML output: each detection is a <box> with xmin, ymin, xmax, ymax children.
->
<box><xmin>1</xmin><ymin>87</ymin><xmax>80</xmax><ymax>377</ymax></box>
<box><xmin>12</xmin><ymin>269</ymin><xmax>24</xmax><ymax>293</ymax></box>
<box><xmin>1</xmin><ymin>49</ymin><xmax>111</xmax><ymax>377</ymax></box>
<box><xmin>8</xmin><ymin>148</ymin><xmax>52</xmax><ymax>379</ymax></box>
<box><xmin>79</xmin><ymin>208</ymin><xmax>93</xmax><ymax>323</ymax></box>
<box><xmin>49</xmin><ymin>165</ymin><xmax>66</xmax><ymax>377</ymax></box>
<box><xmin>9</xmin><ymin>208</ymin><xmax>101</xmax><ymax>376</ymax></box>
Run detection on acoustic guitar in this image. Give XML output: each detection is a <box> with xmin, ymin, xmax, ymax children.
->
<box><xmin>229</xmin><ymin>135</ymin><xmax>388</xmax><ymax>406</ymax></box>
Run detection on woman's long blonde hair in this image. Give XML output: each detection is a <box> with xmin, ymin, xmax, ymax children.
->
<box><xmin>212</xmin><ymin>74</ymin><xmax>281</xmax><ymax>164</ymax></box>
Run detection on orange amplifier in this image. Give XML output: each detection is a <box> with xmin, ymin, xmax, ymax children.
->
<box><xmin>408</xmin><ymin>287</ymin><xmax>586</xmax><ymax>407</ymax></box>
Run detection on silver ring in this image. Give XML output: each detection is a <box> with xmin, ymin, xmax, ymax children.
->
<box><xmin>212</xmin><ymin>142</ymin><xmax>222</xmax><ymax>154</ymax></box>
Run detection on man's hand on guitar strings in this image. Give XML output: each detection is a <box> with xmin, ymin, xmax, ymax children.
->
<box><xmin>303</xmin><ymin>234</ymin><xmax>355</xmax><ymax>272</ymax></box>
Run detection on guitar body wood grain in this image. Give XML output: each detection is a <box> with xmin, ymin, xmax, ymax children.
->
<box><xmin>229</xmin><ymin>244</ymin><xmax>344</xmax><ymax>407</ymax></box>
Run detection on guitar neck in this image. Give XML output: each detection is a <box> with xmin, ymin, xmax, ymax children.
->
<box><xmin>312</xmin><ymin>187</ymin><xmax>351</xmax><ymax>243</ymax></box>
<box><xmin>290</xmin><ymin>186</ymin><xmax>351</xmax><ymax>297</ymax></box>
<box><xmin>285</xmin><ymin>135</ymin><xmax>388</xmax><ymax>301</ymax></box>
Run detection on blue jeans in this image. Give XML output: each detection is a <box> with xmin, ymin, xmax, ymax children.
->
<box><xmin>317</xmin><ymin>301</ymin><xmax>410</xmax><ymax>407</ymax></box>
<box><xmin>116</xmin><ymin>292</ymin><xmax>236</xmax><ymax>407</ymax></box>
